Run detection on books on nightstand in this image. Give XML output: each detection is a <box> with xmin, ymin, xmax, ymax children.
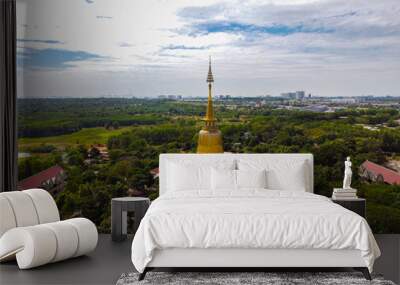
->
<box><xmin>332</xmin><ymin>188</ymin><xmax>358</xmax><ymax>200</ymax></box>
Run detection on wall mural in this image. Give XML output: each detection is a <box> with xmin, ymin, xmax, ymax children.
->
<box><xmin>16</xmin><ymin>0</ymin><xmax>400</xmax><ymax>233</ymax></box>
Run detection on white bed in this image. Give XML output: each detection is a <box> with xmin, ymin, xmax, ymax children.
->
<box><xmin>131</xmin><ymin>154</ymin><xmax>380</xmax><ymax>280</ymax></box>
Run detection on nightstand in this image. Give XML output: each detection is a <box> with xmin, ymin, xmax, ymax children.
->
<box><xmin>331</xmin><ymin>198</ymin><xmax>366</xmax><ymax>218</ymax></box>
<box><xmin>111</xmin><ymin>197</ymin><xmax>150</xmax><ymax>242</ymax></box>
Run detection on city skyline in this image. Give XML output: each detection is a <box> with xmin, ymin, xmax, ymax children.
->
<box><xmin>16</xmin><ymin>0</ymin><xmax>400</xmax><ymax>98</ymax></box>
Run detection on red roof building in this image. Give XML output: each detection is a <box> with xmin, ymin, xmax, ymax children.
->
<box><xmin>18</xmin><ymin>165</ymin><xmax>66</xmax><ymax>194</ymax></box>
<box><xmin>359</xmin><ymin>160</ymin><xmax>400</xmax><ymax>185</ymax></box>
<box><xmin>149</xmin><ymin>167</ymin><xmax>159</xmax><ymax>179</ymax></box>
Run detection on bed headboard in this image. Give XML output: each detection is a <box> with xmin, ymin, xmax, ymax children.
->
<box><xmin>159</xmin><ymin>153</ymin><xmax>314</xmax><ymax>196</ymax></box>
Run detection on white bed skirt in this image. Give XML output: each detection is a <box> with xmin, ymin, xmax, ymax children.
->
<box><xmin>148</xmin><ymin>248</ymin><xmax>366</xmax><ymax>268</ymax></box>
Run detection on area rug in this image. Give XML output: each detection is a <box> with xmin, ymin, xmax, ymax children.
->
<box><xmin>116</xmin><ymin>272</ymin><xmax>396</xmax><ymax>285</ymax></box>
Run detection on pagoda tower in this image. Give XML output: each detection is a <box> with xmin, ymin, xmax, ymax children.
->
<box><xmin>197</xmin><ymin>57</ymin><xmax>223</xmax><ymax>153</ymax></box>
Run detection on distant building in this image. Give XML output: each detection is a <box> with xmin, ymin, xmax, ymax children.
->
<box><xmin>157</xmin><ymin>95</ymin><xmax>183</xmax><ymax>100</ymax></box>
<box><xmin>149</xmin><ymin>167</ymin><xmax>159</xmax><ymax>179</ymax></box>
<box><xmin>281</xmin><ymin>91</ymin><xmax>305</xmax><ymax>100</ymax></box>
<box><xmin>127</xmin><ymin>188</ymin><xmax>145</xmax><ymax>197</ymax></box>
<box><xmin>91</xmin><ymin>144</ymin><xmax>110</xmax><ymax>161</ymax></box>
<box><xmin>160</xmin><ymin>95</ymin><xmax>182</xmax><ymax>100</ymax></box>
<box><xmin>18</xmin><ymin>165</ymin><xmax>66</xmax><ymax>195</ymax></box>
<box><xmin>303</xmin><ymin>105</ymin><xmax>329</xmax><ymax>112</ymax></box>
<box><xmin>331</xmin><ymin>98</ymin><xmax>358</xmax><ymax>104</ymax></box>
<box><xmin>359</xmin><ymin>160</ymin><xmax>400</xmax><ymax>185</ymax></box>
<box><xmin>217</xmin><ymin>95</ymin><xmax>231</xmax><ymax>100</ymax></box>
<box><xmin>281</xmin><ymin>92</ymin><xmax>295</xmax><ymax>99</ymax></box>
<box><xmin>295</xmin><ymin>91</ymin><xmax>305</xmax><ymax>100</ymax></box>
<box><xmin>255</xmin><ymin>101</ymin><xmax>265</xmax><ymax>108</ymax></box>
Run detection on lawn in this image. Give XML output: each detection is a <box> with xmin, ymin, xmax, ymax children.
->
<box><xmin>18</xmin><ymin>127</ymin><xmax>133</xmax><ymax>150</ymax></box>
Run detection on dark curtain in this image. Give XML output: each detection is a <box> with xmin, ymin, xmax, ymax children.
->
<box><xmin>0</xmin><ymin>0</ymin><xmax>17</xmax><ymax>192</ymax></box>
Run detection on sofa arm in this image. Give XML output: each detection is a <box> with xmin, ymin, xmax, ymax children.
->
<box><xmin>64</xmin><ymin>218</ymin><xmax>98</xmax><ymax>257</ymax></box>
<box><xmin>0</xmin><ymin>226</ymin><xmax>57</xmax><ymax>269</ymax></box>
<box><xmin>0</xmin><ymin>218</ymin><xmax>98</xmax><ymax>269</ymax></box>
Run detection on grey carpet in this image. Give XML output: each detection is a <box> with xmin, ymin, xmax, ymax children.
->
<box><xmin>116</xmin><ymin>272</ymin><xmax>396</xmax><ymax>285</ymax></box>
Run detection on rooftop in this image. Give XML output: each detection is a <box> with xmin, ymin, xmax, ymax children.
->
<box><xmin>361</xmin><ymin>160</ymin><xmax>400</xmax><ymax>185</ymax></box>
<box><xmin>18</xmin><ymin>165</ymin><xmax>64</xmax><ymax>190</ymax></box>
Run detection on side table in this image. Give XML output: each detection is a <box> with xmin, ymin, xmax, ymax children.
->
<box><xmin>111</xmin><ymin>197</ymin><xmax>150</xmax><ymax>242</ymax></box>
<box><xmin>331</xmin><ymin>198</ymin><xmax>366</xmax><ymax>218</ymax></box>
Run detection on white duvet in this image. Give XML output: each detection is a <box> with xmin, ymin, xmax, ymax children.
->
<box><xmin>131</xmin><ymin>190</ymin><xmax>380</xmax><ymax>273</ymax></box>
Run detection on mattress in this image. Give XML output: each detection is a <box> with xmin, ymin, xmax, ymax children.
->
<box><xmin>131</xmin><ymin>190</ymin><xmax>380</xmax><ymax>273</ymax></box>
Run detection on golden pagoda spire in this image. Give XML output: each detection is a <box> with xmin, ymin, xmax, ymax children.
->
<box><xmin>205</xmin><ymin>56</ymin><xmax>216</xmax><ymax>128</ymax></box>
<box><xmin>197</xmin><ymin>56</ymin><xmax>223</xmax><ymax>153</ymax></box>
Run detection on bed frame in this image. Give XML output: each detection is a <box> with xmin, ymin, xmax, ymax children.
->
<box><xmin>139</xmin><ymin>154</ymin><xmax>372</xmax><ymax>281</ymax></box>
<box><xmin>140</xmin><ymin>248</ymin><xmax>370</xmax><ymax>280</ymax></box>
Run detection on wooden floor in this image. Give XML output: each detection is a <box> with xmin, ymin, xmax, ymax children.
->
<box><xmin>0</xmin><ymin>234</ymin><xmax>399</xmax><ymax>285</ymax></box>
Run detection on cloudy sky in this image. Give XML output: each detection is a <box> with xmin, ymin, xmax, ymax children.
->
<box><xmin>17</xmin><ymin>0</ymin><xmax>400</xmax><ymax>98</ymax></box>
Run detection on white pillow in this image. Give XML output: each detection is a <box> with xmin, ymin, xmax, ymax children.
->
<box><xmin>168</xmin><ymin>162</ymin><xmax>209</xmax><ymax>191</ymax></box>
<box><xmin>211</xmin><ymin>168</ymin><xmax>268</xmax><ymax>191</ymax></box>
<box><xmin>238</xmin><ymin>159</ymin><xmax>308</xmax><ymax>191</ymax></box>
<box><xmin>211</xmin><ymin>168</ymin><xmax>236</xmax><ymax>190</ymax></box>
<box><xmin>236</xmin><ymin>169</ymin><xmax>267</xmax><ymax>189</ymax></box>
<box><xmin>167</xmin><ymin>159</ymin><xmax>236</xmax><ymax>192</ymax></box>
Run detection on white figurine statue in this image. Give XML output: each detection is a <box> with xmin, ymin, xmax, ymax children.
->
<box><xmin>343</xmin><ymin>156</ymin><xmax>352</xmax><ymax>189</ymax></box>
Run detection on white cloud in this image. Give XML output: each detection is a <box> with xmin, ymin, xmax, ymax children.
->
<box><xmin>16</xmin><ymin>0</ymin><xmax>400</xmax><ymax>97</ymax></box>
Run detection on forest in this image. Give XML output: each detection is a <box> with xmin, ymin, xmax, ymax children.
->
<box><xmin>17</xmin><ymin>98</ymin><xmax>400</xmax><ymax>233</ymax></box>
